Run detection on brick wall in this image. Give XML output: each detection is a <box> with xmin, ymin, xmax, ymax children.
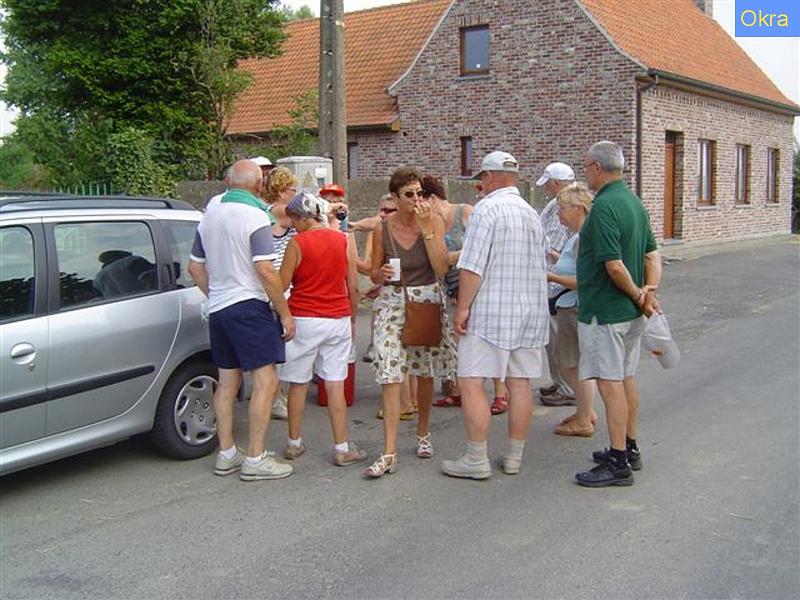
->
<box><xmin>350</xmin><ymin>0</ymin><xmax>641</xmax><ymax>188</ymax></box>
<box><xmin>640</xmin><ymin>86</ymin><xmax>794</xmax><ymax>242</ymax></box>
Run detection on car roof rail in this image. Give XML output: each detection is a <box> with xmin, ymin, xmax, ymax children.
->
<box><xmin>0</xmin><ymin>194</ymin><xmax>197</xmax><ymax>213</ymax></box>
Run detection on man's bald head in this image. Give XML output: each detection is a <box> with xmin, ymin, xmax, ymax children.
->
<box><xmin>229</xmin><ymin>159</ymin><xmax>263</xmax><ymax>195</ymax></box>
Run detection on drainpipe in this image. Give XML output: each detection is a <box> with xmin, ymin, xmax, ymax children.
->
<box><xmin>635</xmin><ymin>72</ymin><xmax>659</xmax><ymax>197</ymax></box>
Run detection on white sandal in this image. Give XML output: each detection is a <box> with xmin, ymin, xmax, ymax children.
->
<box><xmin>416</xmin><ymin>434</ymin><xmax>434</xmax><ymax>459</ymax></box>
<box><xmin>364</xmin><ymin>454</ymin><xmax>397</xmax><ymax>478</ymax></box>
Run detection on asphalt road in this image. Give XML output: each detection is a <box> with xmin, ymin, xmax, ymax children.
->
<box><xmin>1</xmin><ymin>238</ymin><xmax>798</xmax><ymax>600</ymax></box>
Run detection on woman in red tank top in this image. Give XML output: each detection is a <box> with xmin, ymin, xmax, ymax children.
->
<box><xmin>276</xmin><ymin>193</ymin><xmax>367</xmax><ymax>468</ymax></box>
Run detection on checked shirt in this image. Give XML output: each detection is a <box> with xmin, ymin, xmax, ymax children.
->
<box><xmin>457</xmin><ymin>186</ymin><xmax>550</xmax><ymax>350</ymax></box>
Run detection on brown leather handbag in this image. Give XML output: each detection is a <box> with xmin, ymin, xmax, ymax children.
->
<box><xmin>387</xmin><ymin>228</ymin><xmax>443</xmax><ymax>348</ymax></box>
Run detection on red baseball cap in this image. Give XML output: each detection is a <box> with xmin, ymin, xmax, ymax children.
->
<box><xmin>319</xmin><ymin>183</ymin><xmax>345</xmax><ymax>197</ymax></box>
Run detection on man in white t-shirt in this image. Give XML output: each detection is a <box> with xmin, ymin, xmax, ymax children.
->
<box><xmin>188</xmin><ymin>160</ymin><xmax>296</xmax><ymax>482</ymax></box>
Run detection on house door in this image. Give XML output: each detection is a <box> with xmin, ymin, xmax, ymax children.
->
<box><xmin>663</xmin><ymin>132</ymin><xmax>677</xmax><ymax>239</ymax></box>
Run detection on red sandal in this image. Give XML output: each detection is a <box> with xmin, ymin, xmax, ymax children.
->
<box><xmin>490</xmin><ymin>396</ymin><xmax>508</xmax><ymax>415</ymax></box>
<box><xmin>433</xmin><ymin>395</ymin><xmax>461</xmax><ymax>408</ymax></box>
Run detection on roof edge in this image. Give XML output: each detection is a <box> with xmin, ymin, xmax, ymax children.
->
<box><xmin>573</xmin><ymin>0</ymin><xmax>648</xmax><ymax>71</ymax></box>
<box><xmin>387</xmin><ymin>0</ymin><xmax>456</xmax><ymax>95</ymax></box>
<box><xmin>644</xmin><ymin>70</ymin><xmax>800</xmax><ymax>117</ymax></box>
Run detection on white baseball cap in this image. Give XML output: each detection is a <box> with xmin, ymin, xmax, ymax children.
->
<box><xmin>642</xmin><ymin>313</ymin><xmax>680</xmax><ymax>369</ymax></box>
<box><xmin>249</xmin><ymin>156</ymin><xmax>273</xmax><ymax>167</ymax></box>
<box><xmin>536</xmin><ymin>162</ymin><xmax>575</xmax><ymax>186</ymax></box>
<box><xmin>474</xmin><ymin>151</ymin><xmax>519</xmax><ymax>179</ymax></box>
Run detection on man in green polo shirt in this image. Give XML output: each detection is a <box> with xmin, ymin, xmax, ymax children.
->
<box><xmin>575</xmin><ymin>141</ymin><xmax>661</xmax><ymax>488</ymax></box>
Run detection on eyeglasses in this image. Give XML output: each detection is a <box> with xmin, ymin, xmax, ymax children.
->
<box><xmin>286</xmin><ymin>187</ymin><xmax>297</xmax><ymax>193</ymax></box>
<box><xmin>402</xmin><ymin>189</ymin><xmax>425</xmax><ymax>199</ymax></box>
<box><xmin>379</xmin><ymin>207</ymin><xmax>397</xmax><ymax>214</ymax></box>
<box><xmin>582</xmin><ymin>161</ymin><xmax>598</xmax><ymax>170</ymax></box>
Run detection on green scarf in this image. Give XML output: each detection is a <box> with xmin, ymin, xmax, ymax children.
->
<box><xmin>221</xmin><ymin>189</ymin><xmax>275</xmax><ymax>225</ymax></box>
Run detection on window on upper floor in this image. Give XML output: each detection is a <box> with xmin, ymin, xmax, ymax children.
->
<box><xmin>460</xmin><ymin>25</ymin><xmax>489</xmax><ymax>76</ymax></box>
<box><xmin>697</xmin><ymin>139</ymin><xmax>716</xmax><ymax>205</ymax></box>
<box><xmin>460</xmin><ymin>136</ymin><xmax>473</xmax><ymax>177</ymax></box>
<box><xmin>734</xmin><ymin>144</ymin><xmax>750</xmax><ymax>204</ymax></box>
<box><xmin>766</xmin><ymin>148</ymin><xmax>779</xmax><ymax>203</ymax></box>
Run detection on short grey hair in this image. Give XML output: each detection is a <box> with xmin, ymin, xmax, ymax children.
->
<box><xmin>588</xmin><ymin>141</ymin><xmax>625</xmax><ymax>172</ymax></box>
<box><xmin>228</xmin><ymin>159</ymin><xmax>262</xmax><ymax>189</ymax></box>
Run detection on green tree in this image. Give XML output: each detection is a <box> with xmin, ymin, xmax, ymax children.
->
<box><xmin>280</xmin><ymin>4</ymin><xmax>314</xmax><ymax>20</ymax></box>
<box><xmin>0</xmin><ymin>0</ymin><xmax>287</xmax><ymax>185</ymax></box>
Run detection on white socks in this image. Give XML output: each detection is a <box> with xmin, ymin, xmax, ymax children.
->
<box><xmin>333</xmin><ymin>441</ymin><xmax>349</xmax><ymax>454</ymax></box>
<box><xmin>466</xmin><ymin>440</ymin><xmax>488</xmax><ymax>463</ymax></box>
<box><xmin>219</xmin><ymin>446</ymin><xmax>237</xmax><ymax>460</ymax></box>
<box><xmin>288</xmin><ymin>437</ymin><xmax>304</xmax><ymax>448</ymax></box>
<box><xmin>505</xmin><ymin>438</ymin><xmax>525</xmax><ymax>462</ymax></box>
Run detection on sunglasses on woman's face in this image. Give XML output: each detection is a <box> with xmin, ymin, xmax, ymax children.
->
<box><xmin>402</xmin><ymin>189</ymin><xmax>425</xmax><ymax>199</ymax></box>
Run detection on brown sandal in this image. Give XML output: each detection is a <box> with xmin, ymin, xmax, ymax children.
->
<box><xmin>554</xmin><ymin>421</ymin><xmax>594</xmax><ymax>437</ymax></box>
<box><xmin>558</xmin><ymin>413</ymin><xmax>598</xmax><ymax>427</ymax></box>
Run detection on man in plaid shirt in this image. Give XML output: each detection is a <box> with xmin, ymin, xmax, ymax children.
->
<box><xmin>441</xmin><ymin>151</ymin><xmax>549</xmax><ymax>480</ymax></box>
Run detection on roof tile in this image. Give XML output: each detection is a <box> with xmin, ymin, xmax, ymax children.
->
<box><xmin>228</xmin><ymin>0</ymin><xmax>451</xmax><ymax>134</ymax></box>
<box><xmin>580</xmin><ymin>0</ymin><xmax>797</xmax><ymax>108</ymax></box>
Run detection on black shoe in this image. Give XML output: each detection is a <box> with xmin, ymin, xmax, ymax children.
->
<box><xmin>575</xmin><ymin>462</ymin><xmax>633</xmax><ymax>487</ymax></box>
<box><xmin>538</xmin><ymin>383</ymin><xmax>559</xmax><ymax>396</ymax></box>
<box><xmin>539</xmin><ymin>391</ymin><xmax>576</xmax><ymax>406</ymax></box>
<box><xmin>592</xmin><ymin>447</ymin><xmax>642</xmax><ymax>471</ymax></box>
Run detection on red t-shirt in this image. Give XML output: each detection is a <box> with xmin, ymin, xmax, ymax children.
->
<box><xmin>288</xmin><ymin>228</ymin><xmax>351</xmax><ymax>318</ymax></box>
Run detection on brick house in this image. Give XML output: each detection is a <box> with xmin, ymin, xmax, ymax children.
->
<box><xmin>228</xmin><ymin>0</ymin><xmax>799</xmax><ymax>242</ymax></box>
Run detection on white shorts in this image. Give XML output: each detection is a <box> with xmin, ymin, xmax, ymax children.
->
<box><xmin>278</xmin><ymin>317</ymin><xmax>351</xmax><ymax>383</ymax></box>
<box><xmin>457</xmin><ymin>333</ymin><xmax>543</xmax><ymax>381</ymax></box>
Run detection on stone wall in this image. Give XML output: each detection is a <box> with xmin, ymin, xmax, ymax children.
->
<box><xmin>176</xmin><ymin>177</ymin><xmax>538</xmax><ymax>217</ymax></box>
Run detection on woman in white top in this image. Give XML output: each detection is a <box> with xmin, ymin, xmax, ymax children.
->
<box><xmin>546</xmin><ymin>183</ymin><xmax>598</xmax><ymax>437</ymax></box>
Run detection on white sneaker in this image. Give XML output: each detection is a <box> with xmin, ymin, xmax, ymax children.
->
<box><xmin>441</xmin><ymin>454</ymin><xmax>492</xmax><ymax>480</ymax></box>
<box><xmin>271</xmin><ymin>395</ymin><xmax>288</xmax><ymax>420</ymax></box>
<box><xmin>239</xmin><ymin>452</ymin><xmax>293</xmax><ymax>481</ymax></box>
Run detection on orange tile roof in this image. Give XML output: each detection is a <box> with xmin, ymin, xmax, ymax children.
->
<box><xmin>580</xmin><ymin>0</ymin><xmax>797</xmax><ymax>109</ymax></box>
<box><xmin>228</xmin><ymin>0</ymin><xmax>452</xmax><ymax>134</ymax></box>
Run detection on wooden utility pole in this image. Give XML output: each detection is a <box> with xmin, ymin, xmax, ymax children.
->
<box><xmin>319</xmin><ymin>0</ymin><xmax>347</xmax><ymax>184</ymax></box>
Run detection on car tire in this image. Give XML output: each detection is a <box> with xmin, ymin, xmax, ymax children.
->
<box><xmin>151</xmin><ymin>360</ymin><xmax>219</xmax><ymax>459</ymax></box>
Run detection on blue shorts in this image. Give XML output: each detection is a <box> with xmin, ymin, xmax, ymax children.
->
<box><xmin>209</xmin><ymin>299</ymin><xmax>285</xmax><ymax>371</ymax></box>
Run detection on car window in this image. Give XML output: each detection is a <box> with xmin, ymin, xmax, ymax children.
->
<box><xmin>54</xmin><ymin>221</ymin><xmax>157</xmax><ymax>308</ymax></box>
<box><xmin>161</xmin><ymin>220</ymin><xmax>198</xmax><ymax>289</ymax></box>
<box><xmin>0</xmin><ymin>226</ymin><xmax>35</xmax><ymax>322</ymax></box>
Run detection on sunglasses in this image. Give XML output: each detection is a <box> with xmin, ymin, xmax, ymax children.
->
<box><xmin>379</xmin><ymin>207</ymin><xmax>397</xmax><ymax>214</ymax></box>
<box><xmin>402</xmin><ymin>189</ymin><xmax>425</xmax><ymax>199</ymax></box>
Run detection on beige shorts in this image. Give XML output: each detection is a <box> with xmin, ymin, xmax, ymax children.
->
<box><xmin>578</xmin><ymin>316</ymin><xmax>644</xmax><ymax>381</ymax></box>
<box><xmin>457</xmin><ymin>333</ymin><xmax>543</xmax><ymax>380</ymax></box>
<box><xmin>555</xmin><ymin>307</ymin><xmax>580</xmax><ymax>369</ymax></box>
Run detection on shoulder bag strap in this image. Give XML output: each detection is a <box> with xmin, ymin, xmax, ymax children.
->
<box><xmin>385</xmin><ymin>219</ymin><xmax>412</xmax><ymax>306</ymax></box>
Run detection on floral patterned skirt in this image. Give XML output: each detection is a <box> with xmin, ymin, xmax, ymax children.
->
<box><xmin>370</xmin><ymin>283</ymin><xmax>457</xmax><ymax>385</ymax></box>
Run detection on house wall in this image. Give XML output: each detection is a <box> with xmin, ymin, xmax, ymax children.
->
<box><xmin>639</xmin><ymin>86</ymin><xmax>794</xmax><ymax>242</ymax></box>
<box><xmin>352</xmin><ymin>0</ymin><xmax>642</xmax><ymax>188</ymax></box>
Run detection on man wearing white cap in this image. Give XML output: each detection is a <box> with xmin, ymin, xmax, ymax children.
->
<box><xmin>441</xmin><ymin>151</ymin><xmax>549</xmax><ymax>479</ymax></box>
<box><xmin>536</xmin><ymin>162</ymin><xmax>577</xmax><ymax>407</ymax></box>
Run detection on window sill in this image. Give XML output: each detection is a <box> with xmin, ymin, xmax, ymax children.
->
<box><xmin>765</xmin><ymin>201</ymin><xmax>781</xmax><ymax>207</ymax></box>
<box><xmin>457</xmin><ymin>74</ymin><xmax>491</xmax><ymax>81</ymax></box>
<box><xmin>695</xmin><ymin>203</ymin><xmax>718</xmax><ymax>210</ymax></box>
<box><xmin>733</xmin><ymin>202</ymin><xmax>753</xmax><ymax>208</ymax></box>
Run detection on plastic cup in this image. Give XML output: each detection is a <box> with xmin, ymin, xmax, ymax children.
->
<box><xmin>388</xmin><ymin>258</ymin><xmax>401</xmax><ymax>282</ymax></box>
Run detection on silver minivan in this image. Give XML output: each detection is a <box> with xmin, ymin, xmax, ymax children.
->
<box><xmin>0</xmin><ymin>195</ymin><xmax>218</xmax><ymax>475</ymax></box>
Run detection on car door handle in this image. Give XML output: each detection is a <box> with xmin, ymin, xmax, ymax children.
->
<box><xmin>10</xmin><ymin>343</ymin><xmax>36</xmax><ymax>365</ymax></box>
